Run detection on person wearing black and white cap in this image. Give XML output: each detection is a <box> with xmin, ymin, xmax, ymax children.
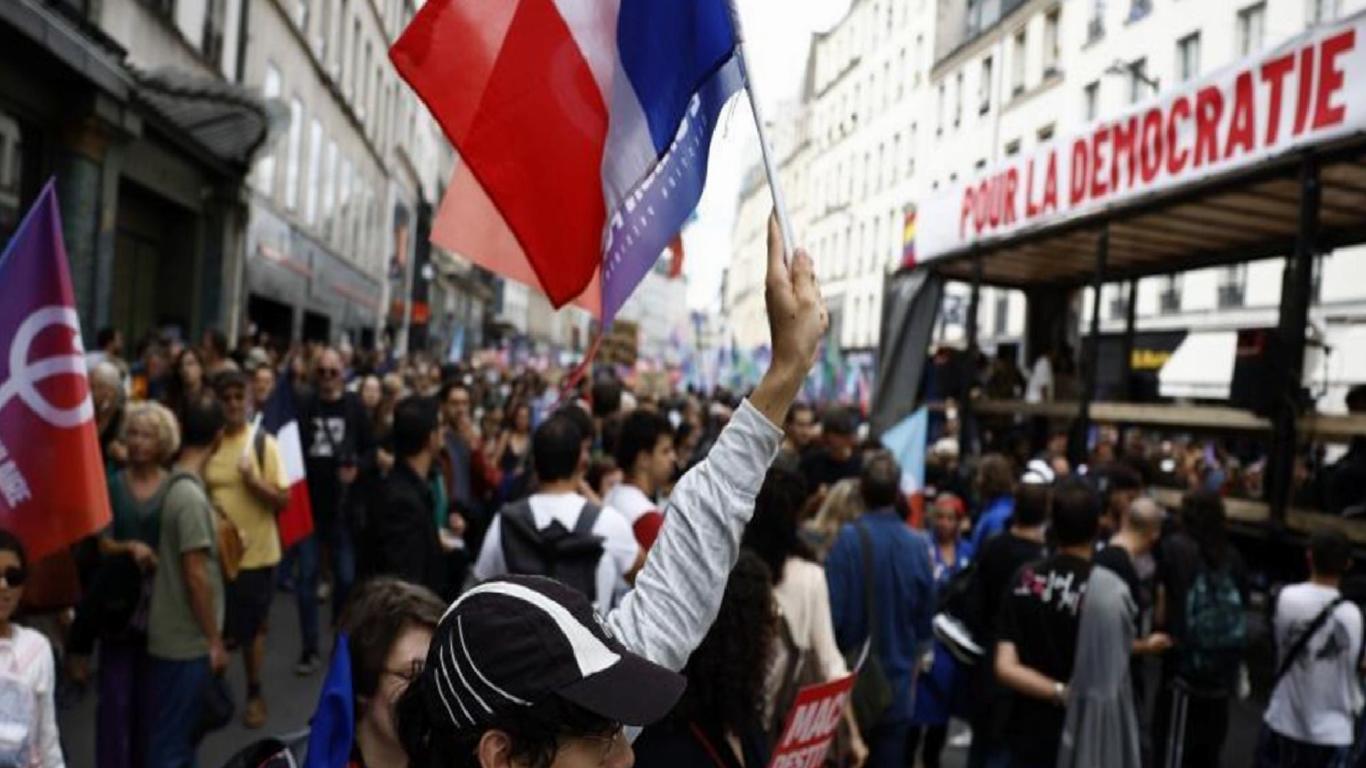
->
<box><xmin>396</xmin><ymin>215</ymin><xmax>828</xmax><ymax>767</ymax></box>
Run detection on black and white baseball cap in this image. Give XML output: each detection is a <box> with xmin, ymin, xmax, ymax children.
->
<box><xmin>418</xmin><ymin>575</ymin><xmax>685</xmax><ymax>734</ymax></box>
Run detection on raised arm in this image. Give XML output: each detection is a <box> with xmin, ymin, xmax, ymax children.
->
<box><xmin>607</xmin><ymin>213</ymin><xmax>826</xmax><ymax>671</ymax></box>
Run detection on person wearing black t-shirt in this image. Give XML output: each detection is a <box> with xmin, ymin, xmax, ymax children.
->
<box><xmin>799</xmin><ymin>407</ymin><xmax>862</xmax><ymax>493</ymax></box>
<box><xmin>964</xmin><ymin>480</ymin><xmax>1050</xmax><ymax>768</ymax></box>
<box><xmin>995</xmin><ymin>480</ymin><xmax>1100</xmax><ymax>768</ymax></box>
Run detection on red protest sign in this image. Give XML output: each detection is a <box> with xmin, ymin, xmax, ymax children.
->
<box><xmin>766</xmin><ymin>673</ymin><xmax>856</xmax><ymax>768</ymax></box>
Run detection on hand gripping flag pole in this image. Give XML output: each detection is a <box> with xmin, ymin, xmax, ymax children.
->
<box><xmin>727</xmin><ymin>0</ymin><xmax>797</xmax><ymax>260</ymax></box>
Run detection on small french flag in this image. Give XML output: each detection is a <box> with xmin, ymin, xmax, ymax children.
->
<box><xmin>391</xmin><ymin>0</ymin><xmax>742</xmax><ymax>323</ymax></box>
<box><xmin>261</xmin><ymin>375</ymin><xmax>313</xmax><ymax>550</ymax></box>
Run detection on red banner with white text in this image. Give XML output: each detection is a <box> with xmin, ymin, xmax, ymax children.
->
<box><xmin>917</xmin><ymin>16</ymin><xmax>1366</xmax><ymax>262</ymax></box>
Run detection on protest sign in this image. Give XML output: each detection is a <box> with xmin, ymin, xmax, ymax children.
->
<box><xmin>766</xmin><ymin>673</ymin><xmax>856</xmax><ymax>768</ymax></box>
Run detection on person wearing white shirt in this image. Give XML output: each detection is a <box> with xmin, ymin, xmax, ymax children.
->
<box><xmin>474</xmin><ymin>413</ymin><xmax>640</xmax><ymax>613</ymax></box>
<box><xmin>605</xmin><ymin>410</ymin><xmax>676</xmax><ymax>551</ymax></box>
<box><xmin>1259</xmin><ymin>530</ymin><xmax>1364</xmax><ymax>767</ymax></box>
<box><xmin>0</xmin><ymin>530</ymin><xmax>63</xmax><ymax>768</ymax></box>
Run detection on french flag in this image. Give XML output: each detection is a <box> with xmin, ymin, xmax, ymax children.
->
<box><xmin>261</xmin><ymin>376</ymin><xmax>314</xmax><ymax>550</ymax></box>
<box><xmin>390</xmin><ymin>0</ymin><xmax>742</xmax><ymax>323</ymax></box>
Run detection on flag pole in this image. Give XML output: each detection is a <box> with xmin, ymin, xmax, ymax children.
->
<box><xmin>727</xmin><ymin>1</ymin><xmax>797</xmax><ymax>257</ymax></box>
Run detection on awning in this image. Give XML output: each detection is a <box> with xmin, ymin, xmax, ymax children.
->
<box><xmin>1159</xmin><ymin>331</ymin><xmax>1238</xmax><ymax>400</ymax></box>
<box><xmin>130</xmin><ymin>66</ymin><xmax>283</xmax><ymax>169</ymax></box>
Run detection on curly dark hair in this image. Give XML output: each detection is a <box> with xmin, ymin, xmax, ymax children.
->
<box><xmin>742</xmin><ymin>467</ymin><xmax>815</xmax><ymax>585</ymax></box>
<box><xmin>671</xmin><ymin>550</ymin><xmax>776</xmax><ymax>736</ymax></box>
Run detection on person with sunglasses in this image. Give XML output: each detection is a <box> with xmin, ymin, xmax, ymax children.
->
<box><xmin>0</xmin><ymin>529</ymin><xmax>63</xmax><ymax>768</ymax></box>
<box><xmin>296</xmin><ymin>348</ymin><xmax>376</xmax><ymax>675</ymax></box>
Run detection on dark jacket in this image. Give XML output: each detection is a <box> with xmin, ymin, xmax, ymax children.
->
<box><xmin>369</xmin><ymin>461</ymin><xmax>445</xmax><ymax>595</ymax></box>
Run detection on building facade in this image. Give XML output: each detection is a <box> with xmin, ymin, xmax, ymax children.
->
<box><xmin>727</xmin><ymin>0</ymin><xmax>1366</xmax><ymax>409</ymax></box>
<box><xmin>0</xmin><ymin>0</ymin><xmax>270</xmax><ymax>347</ymax></box>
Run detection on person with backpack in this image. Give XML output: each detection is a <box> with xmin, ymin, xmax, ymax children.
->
<box><xmin>1152</xmin><ymin>490</ymin><xmax>1249</xmax><ymax>768</ymax></box>
<box><xmin>1257</xmin><ymin>529</ymin><xmax>1364</xmax><ymax>768</ymax></box>
<box><xmin>203</xmin><ymin>371</ymin><xmax>288</xmax><ymax>730</ymax></box>
<box><xmin>146</xmin><ymin>395</ymin><xmax>228</xmax><ymax>768</ymax></box>
<box><xmin>472</xmin><ymin>412</ymin><xmax>640</xmax><ymax>613</ymax></box>
<box><xmin>825</xmin><ymin>452</ymin><xmax>935</xmax><ymax>768</ymax></box>
<box><xmin>368</xmin><ymin>397</ymin><xmax>449</xmax><ymax>597</ymax></box>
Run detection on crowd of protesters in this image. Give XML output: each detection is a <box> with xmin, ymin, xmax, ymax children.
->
<box><xmin>0</xmin><ymin>230</ymin><xmax>1359</xmax><ymax>768</ymax></box>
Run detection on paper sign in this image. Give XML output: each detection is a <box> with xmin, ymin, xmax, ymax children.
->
<box><xmin>766</xmin><ymin>673</ymin><xmax>857</xmax><ymax>768</ymax></box>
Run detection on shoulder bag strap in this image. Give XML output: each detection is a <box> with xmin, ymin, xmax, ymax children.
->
<box><xmin>573</xmin><ymin>502</ymin><xmax>601</xmax><ymax>536</ymax></box>
<box><xmin>854</xmin><ymin>521</ymin><xmax>879</xmax><ymax>652</ymax></box>
<box><xmin>1273</xmin><ymin>596</ymin><xmax>1347</xmax><ymax>689</ymax></box>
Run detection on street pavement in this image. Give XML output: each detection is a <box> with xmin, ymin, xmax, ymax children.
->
<box><xmin>58</xmin><ymin>592</ymin><xmax>328</xmax><ymax>768</ymax></box>
<box><xmin>55</xmin><ymin>591</ymin><xmax>1266</xmax><ymax>768</ymax></box>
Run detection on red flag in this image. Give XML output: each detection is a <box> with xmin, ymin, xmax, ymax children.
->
<box><xmin>667</xmin><ymin>235</ymin><xmax>685</xmax><ymax>279</ymax></box>
<box><xmin>0</xmin><ymin>181</ymin><xmax>111</xmax><ymax>560</ymax></box>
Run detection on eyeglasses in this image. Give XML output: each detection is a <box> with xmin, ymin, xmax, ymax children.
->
<box><xmin>382</xmin><ymin>658</ymin><xmax>424</xmax><ymax>685</ymax></box>
<box><xmin>572</xmin><ymin>724</ymin><xmax>626</xmax><ymax>764</ymax></box>
<box><xmin>0</xmin><ymin>567</ymin><xmax>25</xmax><ymax>588</ymax></box>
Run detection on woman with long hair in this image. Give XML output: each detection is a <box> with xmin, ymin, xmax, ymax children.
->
<box><xmin>743</xmin><ymin>468</ymin><xmax>866</xmax><ymax>765</ymax></box>
<box><xmin>162</xmin><ymin>347</ymin><xmax>207</xmax><ymax>421</ymax></box>
<box><xmin>93</xmin><ymin>402</ymin><xmax>180</xmax><ymax>768</ymax></box>
<box><xmin>1152</xmin><ymin>489</ymin><xmax>1248</xmax><ymax>768</ymax></box>
<box><xmin>801</xmin><ymin>478</ymin><xmax>865</xmax><ymax>562</ymax></box>
<box><xmin>493</xmin><ymin>401</ymin><xmax>532</xmax><ymax>475</ymax></box>
<box><xmin>633</xmin><ymin>551</ymin><xmax>777</xmax><ymax>767</ymax></box>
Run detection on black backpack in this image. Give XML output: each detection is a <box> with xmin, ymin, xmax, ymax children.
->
<box><xmin>499</xmin><ymin>499</ymin><xmax>605</xmax><ymax>602</ymax></box>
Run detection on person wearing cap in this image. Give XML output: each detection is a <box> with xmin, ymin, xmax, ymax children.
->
<box><xmin>204</xmin><ymin>370</ymin><xmax>289</xmax><ymax>729</ymax></box>
<box><xmin>397</xmin><ymin>215</ymin><xmax>827</xmax><ymax>767</ymax></box>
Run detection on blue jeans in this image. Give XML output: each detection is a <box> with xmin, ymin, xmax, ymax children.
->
<box><xmin>865</xmin><ymin>721</ymin><xmax>909</xmax><ymax>768</ymax></box>
<box><xmin>326</xmin><ymin>505</ymin><xmax>356</xmax><ymax>617</ymax></box>
<box><xmin>292</xmin><ymin>534</ymin><xmax>320</xmax><ymax>656</ymax></box>
<box><xmin>145</xmin><ymin>655</ymin><xmax>210</xmax><ymax>768</ymax></box>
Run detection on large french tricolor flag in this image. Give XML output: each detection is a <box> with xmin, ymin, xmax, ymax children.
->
<box><xmin>391</xmin><ymin>0</ymin><xmax>742</xmax><ymax>323</ymax></box>
<box><xmin>261</xmin><ymin>376</ymin><xmax>313</xmax><ymax>550</ymax></box>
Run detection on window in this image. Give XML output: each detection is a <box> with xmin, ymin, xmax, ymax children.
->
<box><xmin>1128</xmin><ymin>58</ymin><xmax>1149</xmax><ymax>103</ymax></box>
<box><xmin>295</xmin><ymin>0</ymin><xmax>309</xmax><ymax>29</ymax></box>
<box><xmin>253</xmin><ymin>65</ymin><xmax>282</xmax><ymax>195</ymax></box>
<box><xmin>322</xmin><ymin>139</ymin><xmax>337</xmax><ymax>234</ymax></box>
<box><xmin>1160</xmin><ymin>274</ymin><xmax>1182</xmax><ymax>314</ymax></box>
<box><xmin>1237</xmin><ymin>3</ymin><xmax>1266</xmax><ymax>56</ymax></box>
<box><xmin>285</xmin><ymin>98</ymin><xmax>303</xmax><ymax>210</ymax></box>
<box><xmin>979</xmin><ymin>56</ymin><xmax>993</xmax><ymax>114</ymax></box>
<box><xmin>1083</xmin><ymin>81</ymin><xmax>1099</xmax><ymax>120</ymax></box>
<box><xmin>305</xmin><ymin>118</ymin><xmax>321</xmax><ymax>224</ymax></box>
<box><xmin>1176</xmin><ymin>33</ymin><xmax>1201</xmax><ymax>82</ymax></box>
<box><xmin>316</xmin><ymin>0</ymin><xmax>330</xmax><ymax>60</ymax></box>
<box><xmin>338</xmin><ymin>157</ymin><xmax>353</xmax><ymax>249</ymax></box>
<box><xmin>994</xmin><ymin>292</ymin><xmax>1009</xmax><ymax>335</ymax></box>
<box><xmin>1109</xmin><ymin>283</ymin><xmax>1131</xmax><ymax>320</ymax></box>
<box><xmin>1128</xmin><ymin>0</ymin><xmax>1152</xmax><ymax>23</ymax></box>
<box><xmin>876</xmin><ymin>143</ymin><xmax>885</xmax><ymax>191</ymax></box>
<box><xmin>1011</xmin><ymin>29</ymin><xmax>1027</xmax><ymax>96</ymax></box>
<box><xmin>1005</xmin><ymin>139</ymin><xmax>1022</xmax><ymax>156</ymax></box>
<box><xmin>897</xmin><ymin>48</ymin><xmax>907</xmax><ymax>99</ymax></box>
<box><xmin>1088</xmin><ymin>0</ymin><xmax>1105</xmax><ymax>42</ymax></box>
<box><xmin>1037</xmin><ymin>123</ymin><xmax>1056</xmax><ymax>141</ymax></box>
<box><xmin>1307</xmin><ymin>0</ymin><xmax>1340</xmax><ymax>25</ymax></box>
<box><xmin>1043</xmin><ymin>8</ymin><xmax>1061</xmax><ymax>76</ymax></box>
<box><xmin>202</xmin><ymin>0</ymin><xmax>226</xmax><ymax>68</ymax></box>
<box><xmin>1217</xmin><ymin>265</ymin><xmax>1247</xmax><ymax>308</ymax></box>
<box><xmin>348</xmin><ymin>19</ymin><xmax>361</xmax><ymax>95</ymax></box>
<box><xmin>936</xmin><ymin>83</ymin><xmax>946</xmax><ymax>134</ymax></box>
<box><xmin>359</xmin><ymin>42</ymin><xmax>371</xmax><ymax>119</ymax></box>
<box><xmin>953</xmin><ymin>71</ymin><xmax>963</xmax><ymax>127</ymax></box>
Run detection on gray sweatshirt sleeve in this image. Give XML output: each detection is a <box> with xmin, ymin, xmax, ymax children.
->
<box><xmin>605</xmin><ymin>399</ymin><xmax>782</xmax><ymax>672</ymax></box>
